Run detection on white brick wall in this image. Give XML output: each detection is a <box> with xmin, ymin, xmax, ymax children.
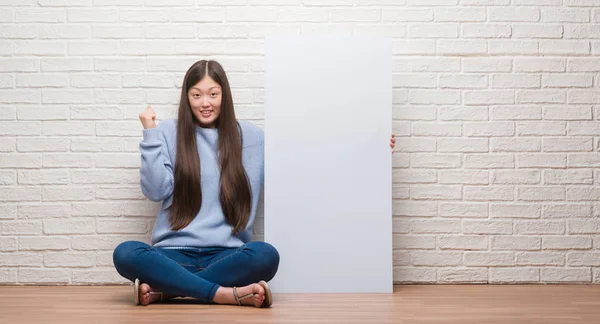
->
<box><xmin>0</xmin><ymin>1</ymin><xmax>599</xmax><ymax>285</ymax></box>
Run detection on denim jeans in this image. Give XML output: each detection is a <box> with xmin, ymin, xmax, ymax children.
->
<box><xmin>112</xmin><ymin>240</ymin><xmax>280</xmax><ymax>303</ymax></box>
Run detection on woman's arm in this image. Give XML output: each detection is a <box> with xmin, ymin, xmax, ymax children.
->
<box><xmin>138</xmin><ymin>106</ymin><xmax>174</xmax><ymax>201</ymax></box>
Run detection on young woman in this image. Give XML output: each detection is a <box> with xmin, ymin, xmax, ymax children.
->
<box><xmin>112</xmin><ymin>60</ymin><xmax>396</xmax><ymax>308</ymax></box>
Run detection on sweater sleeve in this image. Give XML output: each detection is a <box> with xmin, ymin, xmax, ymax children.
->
<box><xmin>139</xmin><ymin>125</ymin><xmax>174</xmax><ymax>202</ymax></box>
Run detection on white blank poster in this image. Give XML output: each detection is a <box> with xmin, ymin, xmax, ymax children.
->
<box><xmin>263</xmin><ymin>36</ymin><xmax>393</xmax><ymax>293</ymax></box>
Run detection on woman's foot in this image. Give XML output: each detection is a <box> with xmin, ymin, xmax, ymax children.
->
<box><xmin>213</xmin><ymin>283</ymin><xmax>265</xmax><ymax>307</ymax></box>
<box><xmin>138</xmin><ymin>282</ymin><xmax>175</xmax><ymax>306</ymax></box>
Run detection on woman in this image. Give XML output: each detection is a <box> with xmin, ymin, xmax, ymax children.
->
<box><xmin>113</xmin><ymin>60</ymin><xmax>397</xmax><ymax>308</ymax></box>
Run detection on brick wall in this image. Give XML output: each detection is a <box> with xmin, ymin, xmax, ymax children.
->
<box><xmin>1</xmin><ymin>0</ymin><xmax>600</xmax><ymax>284</ymax></box>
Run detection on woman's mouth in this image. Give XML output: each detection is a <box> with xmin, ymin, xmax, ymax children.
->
<box><xmin>200</xmin><ymin>109</ymin><xmax>213</xmax><ymax>117</ymax></box>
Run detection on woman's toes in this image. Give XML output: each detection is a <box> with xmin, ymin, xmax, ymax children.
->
<box><xmin>254</xmin><ymin>283</ymin><xmax>265</xmax><ymax>297</ymax></box>
<box><xmin>251</xmin><ymin>293</ymin><xmax>264</xmax><ymax>307</ymax></box>
<box><xmin>139</xmin><ymin>283</ymin><xmax>154</xmax><ymax>306</ymax></box>
<box><xmin>252</xmin><ymin>283</ymin><xmax>266</xmax><ymax>307</ymax></box>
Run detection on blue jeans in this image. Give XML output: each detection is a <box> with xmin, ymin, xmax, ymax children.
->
<box><xmin>112</xmin><ymin>240</ymin><xmax>280</xmax><ymax>303</ymax></box>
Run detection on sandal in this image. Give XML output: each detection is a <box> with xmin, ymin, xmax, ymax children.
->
<box><xmin>232</xmin><ymin>280</ymin><xmax>273</xmax><ymax>308</ymax></box>
<box><xmin>134</xmin><ymin>278</ymin><xmax>163</xmax><ymax>306</ymax></box>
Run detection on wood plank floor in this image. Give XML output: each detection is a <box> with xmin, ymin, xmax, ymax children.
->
<box><xmin>1</xmin><ymin>285</ymin><xmax>600</xmax><ymax>324</ymax></box>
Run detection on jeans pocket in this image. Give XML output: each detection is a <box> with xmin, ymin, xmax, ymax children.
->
<box><xmin>180</xmin><ymin>264</ymin><xmax>200</xmax><ymax>273</ymax></box>
<box><xmin>154</xmin><ymin>247</ymin><xmax>202</xmax><ymax>273</ymax></box>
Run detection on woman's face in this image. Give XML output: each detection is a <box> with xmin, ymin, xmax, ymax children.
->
<box><xmin>188</xmin><ymin>75</ymin><xmax>222</xmax><ymax>128</ymax></box>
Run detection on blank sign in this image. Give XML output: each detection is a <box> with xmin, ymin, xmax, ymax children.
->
<box><xmin>263</xmin><ymin>36</ymin><xmax>393</xmax><ymax>293</ymax></box>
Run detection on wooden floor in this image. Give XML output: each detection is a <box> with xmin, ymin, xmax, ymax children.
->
<box><xmin>1</xmin><ymin>285</ymin><xmax>600</xmax><ymax>324</ymax></box>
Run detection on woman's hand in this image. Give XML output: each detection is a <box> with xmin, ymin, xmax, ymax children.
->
<box><xmin>390</xmin><ymin>133</ymin><xmax>395</xmax><ymax>154</ymax></box>
<box><xmin>139</xmin><ymin>105</ymin><xmax>157</xmax><ymax>129</ymax></box>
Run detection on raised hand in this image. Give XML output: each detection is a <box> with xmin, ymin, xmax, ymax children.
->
<box><xmin>139</xmin><ymin>105</ymin><xmax>157</xmax><ymax>129</ymax></box>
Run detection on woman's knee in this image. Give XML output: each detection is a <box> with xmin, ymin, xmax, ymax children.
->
<box><xmin>246</xmin><ymin>241</ymin><xmax>280</xmax><ymax>278</ymax></box>
<box><xmin>112</xmin><ymin>240</ymin><xmax>149</xmax><ymax>273</ymax></box>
